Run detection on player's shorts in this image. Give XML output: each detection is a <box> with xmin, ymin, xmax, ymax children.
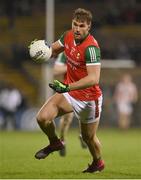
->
<box><xmin>63</xmin><ymin>92</ymin><xmax>103</xmax><ymax>124</ymax></box>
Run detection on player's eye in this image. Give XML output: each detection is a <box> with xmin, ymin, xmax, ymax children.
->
<box><xmin>73</xmin><ymin>22</ymin><xmax>78</xmax><ymax>26</ymax></box>
<box><xmin>80</xmin><ymin>24</ymin><xmax>85</xmax><ymax>28</ymax></box>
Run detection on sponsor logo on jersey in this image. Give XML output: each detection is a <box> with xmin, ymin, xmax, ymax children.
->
<box><xmin>66</xmin><ymin>55</ymin><xmax>80</xmax><ymax>70</ymax></box>
<box><xmin>76</xmin><ymin>53</ymin><xmax>80</xmax><ymax>59</ymax></box>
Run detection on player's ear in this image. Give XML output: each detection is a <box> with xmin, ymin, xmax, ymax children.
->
<box><xmin>88</xmin><ymin>23</ymin><xmax>91</xmax><ymax>31</ymax></box>
<box><xmin>88</xmin><ymin>26</ymin><xmax>91</xmax><ymax>31</ymax></box>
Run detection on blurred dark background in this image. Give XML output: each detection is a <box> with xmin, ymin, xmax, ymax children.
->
<box><xmin>0</xmin><ymin>0</ymin><xmax>141</xmax><ymax>130</ymax></box>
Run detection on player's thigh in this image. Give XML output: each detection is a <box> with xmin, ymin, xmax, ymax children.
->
<box><xmin>63</xmin><ymin>112</ymin><xmax>73</xmax><ymax>123</ymax></box>
<box><xmin>80</xmin><ymin>120</ymin><xmax>99</xmax><ymax>139</ymax></box>
<box><xmin>37</xmin><ymin>93</ymin><xmax>73</xmax><ymax>120</ymax></box>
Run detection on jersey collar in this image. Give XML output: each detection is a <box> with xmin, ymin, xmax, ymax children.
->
<box><xmin>74</xmin><ymin>33</ymin><xmax>89</xmax><ymax>46</ymax></box>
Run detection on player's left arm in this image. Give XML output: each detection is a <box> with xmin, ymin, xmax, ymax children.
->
<box><xmin>69</xmin><ymin>64</ymin><xmax>100</xmax><ymax>91</ymax></box>
<box><xmin>69</xmin><ymin>46</ymin><xmax>101</xmax><ymax>91</ymax></box>
<box><xmin>49</xmin><ymin>64</ymin><xmax>100</xmax><ymax>93</ymax></box>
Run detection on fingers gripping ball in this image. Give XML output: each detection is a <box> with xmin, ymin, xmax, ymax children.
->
<box><xmin>29</xmin><ymin>40</ymin><xmax>52</xmax><ymax>62</ymax></box>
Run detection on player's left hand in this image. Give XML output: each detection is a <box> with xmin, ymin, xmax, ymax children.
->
<box><xmin>49</xmin><ymin>80</ymin><xmax>70</xmax><ymax>93</ymax></box>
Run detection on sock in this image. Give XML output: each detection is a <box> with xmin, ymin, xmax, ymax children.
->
<box><xmin>93</xmin><ymin>157</ymin><xmax>101</xmax><ymax>164</ymax></box>
<box><xmin>48</xmin><ymin>136</ymin><xmax>59</xmax><ymax>144</ymax></box>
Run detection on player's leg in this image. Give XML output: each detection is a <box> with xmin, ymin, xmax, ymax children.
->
<box><xmin>81</xmin><ymin>120</ymin><xmax>101</xmax><ymax>159</ymax></box>
<box><xmin>59</xmin><ymin>113</ymin><xmax>73</xmax><ymax>156</ymax></box>
<box><xmin>78</xmin><ymin>121</ymin><xmax>87</xmax><ymax>149</ymax></box>
<box><xmin>81</xmin><ymin>120</ymin><xmax>105</xmax><ymax>173</ymax></box>
<box><xmin>37</xmin><ymin>93</ymin><xmax>73</xmax><ymax>141</ymax></box>
<box><xmin>59</xmin><ymin>113</ymin><xmax>73</xmax><ymax>141</ymax></box>
<box><xmin>35</xmin><ymin>93</ymin><xmax>73</xmax><ymax>159</ymax></box>
<box><xmin>73</xmin><ymin>95</ymin><xmax>104</xmax><ymax>173</ymax></box>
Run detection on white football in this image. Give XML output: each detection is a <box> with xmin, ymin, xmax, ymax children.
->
<box><xmin>29</xmin><ymin>40</ymin><xmax>52</xmax><ymax>62</ymax></box>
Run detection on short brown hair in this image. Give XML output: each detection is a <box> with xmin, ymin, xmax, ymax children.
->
<box><xmin>72</xmin><ymin>8</ymin><xmax>92</xmax><ymax>25</ymax></box>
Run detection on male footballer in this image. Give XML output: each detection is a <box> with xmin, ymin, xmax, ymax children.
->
<box><xmin>31</xmin><ymin>8</ymin><xmax>105</xmax><ymax>173</ymax></box>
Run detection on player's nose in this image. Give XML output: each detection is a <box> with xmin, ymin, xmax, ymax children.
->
<box><xmin>76</xmin><ymin>26</ymin><xmax>80</xmax><ymax>32</ymax></box>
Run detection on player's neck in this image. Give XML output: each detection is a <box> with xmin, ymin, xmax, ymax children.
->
<box><xmin>75</xmin><ymin>33</ymin><xmax>89</xmax><ymax>45</ymax></box>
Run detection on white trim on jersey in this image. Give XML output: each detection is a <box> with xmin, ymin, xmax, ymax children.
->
<box><xmin>55</xmin><ymin>62</ymin><xmax>65</xmax><ymax>66</ymax></box>
<box><xmin>89</xmin><ymin>47</ymin><xmax>97</xmax><ymax>62</ymax></box>
<box><xmin>74</xmin><ymin>40</ymin><xmax>76</xmax><ymax>46</ymax></box>
<box><xmin>58</xmin><ymin>40</ymin><xmax>64</xmax><ymax>47</ymax></box>
<box><xmin>86</xmin><ymin>63</ymin><xmax>101</xmax><ymax>66</ymax></box>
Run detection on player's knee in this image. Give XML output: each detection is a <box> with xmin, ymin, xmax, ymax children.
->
<box><xmin>36</xmin><ymin>112</ymin><xmax>45</xmax><ymax>124</ymax></box>
<box><xmin>36</xmin><ymin>111</ymin><xmax>50</xmax><ymax>125</ymax></box>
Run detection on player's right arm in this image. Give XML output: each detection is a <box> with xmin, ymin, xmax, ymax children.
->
<box><xmin>51</xmin><ymin>41</ymin><xmax>64</xmax><ymax>57</ymax></box>
<box><xmin>51</xmin><ymin>32</ymin><xmax>67</xmax><ymax>57</ymax></box>
<box><xmin>29</xmin><ymin>32</ymin><xmax>66</xmax><ymax>61</ymax></box>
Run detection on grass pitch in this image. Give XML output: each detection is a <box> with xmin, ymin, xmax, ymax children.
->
<box><xmin>0</xmin><ymin>128</ymin><xmax>141</xmax><ymax>179</ymax></box>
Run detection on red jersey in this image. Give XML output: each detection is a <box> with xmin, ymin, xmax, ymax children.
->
<box><xmin>58</xmin><ymin>30</ymin><xmax>102</xmax><ymax>101</ymax></box>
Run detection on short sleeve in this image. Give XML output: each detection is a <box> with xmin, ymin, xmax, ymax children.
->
<box><xmin>85</xmin><ymin>46</ymin><xmax>101</xmax><ymax>65</ymax></box>
<box><xmin>58</xmin><ymin>32</ymin><xmax>67</xmax><ymax>47</ymax></box>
